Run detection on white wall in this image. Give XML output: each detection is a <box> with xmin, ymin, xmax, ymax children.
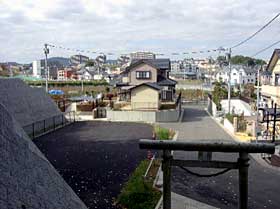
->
<box><xmin>223</xmin><ymin>118</ymin><xmax>235</xmax><ymax>134</ymax></box>
<box><xmin>221</xmin><ymin>99</ymin><xmax>253</xmax><ymax>116</ymax></box>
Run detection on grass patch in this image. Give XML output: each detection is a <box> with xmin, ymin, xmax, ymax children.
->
<box><xmin>117</xmin><ymin>160</ymin><xmax>161</xmax><ymax>209</ymax></box>
<box><xmin>154</xmin><ymin>125</ymin><xmax>175</xmax><ymax>140</ymax></box>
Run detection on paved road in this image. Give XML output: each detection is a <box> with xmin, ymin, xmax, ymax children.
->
<box><xmin>34</xmin><ymin>121</ymin><xmax>152</xmax><ymax>209</ymax></box>
<box><xmin>159</xmin><ymin>105</ymin><xmax>280</xmax><ymax>209</ymax></box>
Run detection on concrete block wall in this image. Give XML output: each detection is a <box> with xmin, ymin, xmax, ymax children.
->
<box><xmin>107</xmin><ymin>110</ymin><xmax>156</xmax><ymax>122</ymax></box>
<box><xmin>156</xmin><ymin>109</ymin><xmax>180</xmax><ymax>122</ymax></box>
<box><xmin>0</xmin><ymin>102</ymin><xmax>88</xmax><ymax>209</ymax></box>
<box><xmin>107</xmin><ymin>109</ymin><xmax>180</xmax><ymax>122</ymax></box>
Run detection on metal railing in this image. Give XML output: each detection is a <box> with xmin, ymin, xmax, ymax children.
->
<box><xmin>22</xmin><ymin>111</ymin><xmax>76</xmax><ymax>140</ymax></box>
<box><xmin>139</xmin><ymin>139</ymin><xmax>275</xmax><ymax>209</ymax></box>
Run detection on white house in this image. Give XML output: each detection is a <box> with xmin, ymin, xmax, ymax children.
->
<box><xmin>215</xmin><ymin>65</ymin><xmax>257</xmax><ymax>85</ymax></box>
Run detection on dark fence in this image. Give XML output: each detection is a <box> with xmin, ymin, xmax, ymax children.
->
<box><xmin>22</xmin><ymin>111</ymin><xmax>76</xmax><ymax>139</ymax></box>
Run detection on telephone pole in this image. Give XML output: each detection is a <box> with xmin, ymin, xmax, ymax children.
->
<box><xmin>256</xmin><ymin>65</ymin><xmax>261</xmax><ymax>142</ymax></box>
<box><xmin>44</xmin><ymin>44</ymin><xmax>49</xmax><ymax>93</ymax></box>
<box><xmin>227</xmin><ymin>48</ymin><xmax>232</xmax><ymax>114</ymax></box>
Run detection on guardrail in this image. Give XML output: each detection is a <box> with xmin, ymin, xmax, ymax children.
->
<box><xmin>22</xmin><ymin>111</ymin><xmax>76</xmax><ymax>140</ymax></box>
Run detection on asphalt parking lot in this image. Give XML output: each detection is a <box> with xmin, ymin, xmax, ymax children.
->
<box><xmin>34</xmin><ymin>121</ymin><xmax>153</xmax><ymax>209</ymax></box>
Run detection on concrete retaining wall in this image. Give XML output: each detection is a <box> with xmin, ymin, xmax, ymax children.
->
<box><xmin>224</xmin><ymin>118</ymin><xmax>235</xmax><ymax>134</ymax></box>
<box><xmin>107</xmin><ymin>110</ymin><xmax>156</xmax><ymax>122</ymax></box>
<box><xmin>0</xmin><ymin>102</ymin><xmax>88</xmax><ymax>209</ymax></box>
<box><xmin>156</xmin><ymin>109</ymin><xmax>180</xmax><ymax>122</ymax></box>
<box><xmin>107</xmin><ymin>109</ymin><xmax>180</xmax><ymax>122</ymax></box>
<box><xmin>221</xmin><ymin>99</ymin><xmax>253</xmax><ymax>116</ymax></box>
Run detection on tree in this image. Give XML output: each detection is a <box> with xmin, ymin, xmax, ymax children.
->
<box><xmin>231</xmin><ymin>55</ymin><xmax>266</xmax><ymax>66</ymax></box>
<box><xmin>212</xmin><ymin>82</ymin><xmax>228</xmax><ymax>110</ymax></box>
<box><xmin>85</xmin><ymin>59</ymin><xmax>96</xmax><ymax>67</ymax></box>
<box><xmin>217</xmin><ymin>56</ymin><xmax>227</xmax><ymax>64</ymax></box>
<box><xmin>242</xmin><ymin>83</ymin><xmax>256</xmax><ymax>99</ymax></box>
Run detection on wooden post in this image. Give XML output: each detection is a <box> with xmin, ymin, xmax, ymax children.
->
<box><xmin>162</xmin><ymin>150</ymin><xmax>172</xmax><ymax>209</ymax></box>
<box><xmin>238</xmin><ymin>152</ymin><xmax>249</xmax><ymax>209</ymax></box>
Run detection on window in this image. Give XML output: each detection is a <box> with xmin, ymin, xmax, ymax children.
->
<box><xmin>275</xmin><ymin>74</ymin><xmax>280</xmax><ymax>86</ymax></box>
<box><xmin>136</xmin><ymin>71</ymin><xmax>151</xmax><ymax>79</ymax></box>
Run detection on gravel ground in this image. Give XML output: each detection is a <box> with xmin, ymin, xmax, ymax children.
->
<box><xmin>34</xmin><ymin>121</ymin><xmax>153</xmax><ymax>209</ymax></box>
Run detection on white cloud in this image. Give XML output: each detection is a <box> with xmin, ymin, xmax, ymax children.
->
<box><xmin>0</xmin><ymin>0</ymin><xmax>279</xmax><ymax>62</ymax></box>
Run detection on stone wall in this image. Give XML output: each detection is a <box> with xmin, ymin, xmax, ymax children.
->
<box><xmin>0</xmin><ymin>78</ymin><xmax>62</xmax><ymax>127</ymax></box>
<box><xmin>0</xmin><ymin>102</ymin><xmax>88</xmax><ymax>209</ymax></box>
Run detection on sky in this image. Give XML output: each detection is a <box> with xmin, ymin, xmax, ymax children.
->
<box><xmin>0</xmin><ymin>0</ymin><xmax>280</xmax><ymax>63</ymax></box>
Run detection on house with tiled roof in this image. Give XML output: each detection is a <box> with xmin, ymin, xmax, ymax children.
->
<box><xmin>115</xmin><ymin>59</ymin><xmax>177</xmax><ymax>110</ymax></box>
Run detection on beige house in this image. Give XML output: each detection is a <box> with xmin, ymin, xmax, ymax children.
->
<box><xmin>131</xmin><ymin>83</ymin><xmax>161</xmax><ymax>110</ymax></box>
<box><xmin>261</xmin><ymin>49</ymin><xmax>280</xmax><ymax>105</ymax></box>
<box><xmin>116</xmin><ymin>59</ymin><xmax>177</xmax><ymax>110</ymax></box>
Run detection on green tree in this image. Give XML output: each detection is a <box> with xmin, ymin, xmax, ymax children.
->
<box><xmin>85</xmin><ymin>59</ymin><xmax>96</xmax><ymax>67</ymax></box>
<box><xmin>212</xmin><ymin>82</ymin><xmax>228</xmax><ymax>110</ymax></box>
<box><xmin>231</xmin><ymin>55</ymin><xmax>266</xmax><ymax>66</ymax></box>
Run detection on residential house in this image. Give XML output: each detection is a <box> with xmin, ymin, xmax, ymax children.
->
<box><xmin>261</xmin><ymin>49</ymin><xmax>280</xmax><ymax>105</ymax></box>
<box><xmin>116</xmin><ymin>59</ymin><xmax>177</xmax><ymax>110</ymax></box>
<box><xmin>215</xmin><ymin>65</ymin><xmax>257</xmax><ymax>85</ymax></box>
<box><xmin>57</xmin><ymin>68</ymin><xmax>76</xmax><ymax>80</ymax></box>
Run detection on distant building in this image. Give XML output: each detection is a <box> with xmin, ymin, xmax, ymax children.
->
<box><xmin>171</xmin><ymin>61</ymin><xmax>181</xmax><ymax>73</ymax></box>
<box><xmin>215</xmin><ymin>65</ymin><xmax>257</xmax><ymax>85</ymax></box>
<box><xmin>70</xmin><ymin>55</ymin><xmax>90</xmax><ymax>65</ymax></box>
<box><xmin>130</xmin><ymin>52</ymin><xmax>156</xmax><ymax>60</ymax></box>
<box><xmin>32</xmin><ymin>60</ymin><xmax>45</xmax><ymax>78</ymax></box>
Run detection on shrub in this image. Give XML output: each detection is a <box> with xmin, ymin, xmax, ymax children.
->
<box><xmin>154</xmin><ymin>126</ymin><xmax>172</xmax><ymax>140</ymax></box>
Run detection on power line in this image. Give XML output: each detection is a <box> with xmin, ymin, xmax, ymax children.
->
<box><xmin>231</xmin><ymin>13</ymin><xmax>280</xmax><ymax>49</ymax></box>
<box><xmin>251</xmin><ymin>39</ymin><xmax>280</xmax><ymax>58</ymax></box>
<box><xmin>46</xmin><ymin>43</ymin><xmax>226</xmax><ymax>57</ymax></box>
<box><xmin>46</xmin><ymin>13</ymin><xmax>280</xmax><ymax>57</ymax></box>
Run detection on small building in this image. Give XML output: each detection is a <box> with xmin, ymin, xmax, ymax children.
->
<box><xmin>116</xmin><ymin>59</ymin><xmax>177</xmax><ymax>110</ymax></box>
<box><xmin>130</xmin><ymin>83</ymin><xmax>161</xmax><ymax>110</ymax></box>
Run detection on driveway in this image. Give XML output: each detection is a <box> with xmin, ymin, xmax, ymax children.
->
<box><xmin>34</xmin><ymin>121</ymin><xmax>152</xmax><ymax>209</ymax></box>
<box><xmin>159</xmin><ymin>105</ymin><xmax>280</xmax><ymax>209</ymax></box>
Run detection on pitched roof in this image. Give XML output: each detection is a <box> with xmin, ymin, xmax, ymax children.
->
<box><xmin>130</xmin><ymin>82</ymin><xmax>161</xmax><ymax>91</ymax></box>
<box><xmin>266</xmin><ymin>49</ymin><xmax>280</xmax><ymax>71</ymax></box>
<box><xmin>128</xmin><ymin>58</ymin><xmax>170</xmax><ymax>71</ymax></box>
<box><xmin>157</xmin><ymin>75</ymin><xmax>177</xmax><ymax>86</ymax></box>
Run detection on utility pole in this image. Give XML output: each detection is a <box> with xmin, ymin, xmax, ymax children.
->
<box><xmin>227</xmin><ymin>48</ymin><xmax>232</xmax><ymax>114</ymax></box>
<box><xmin>256</xmin><ymin>65</ymin><xmax>261</xmax><ymax>142</ymax></box>
<box><xmin>44</xmin><ymin>44</ymin><xmax>49</xmax><ymax>93</ymax></box>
